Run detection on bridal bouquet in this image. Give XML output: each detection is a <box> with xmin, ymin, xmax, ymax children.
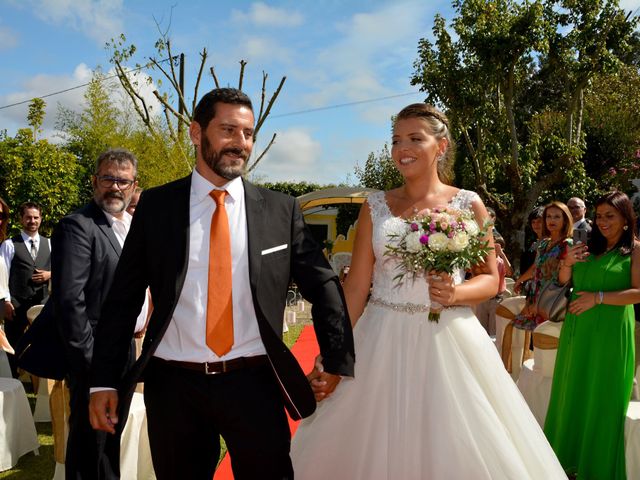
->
<box><xmin>385</xmin><ymin>207</ymin><xmax>492</xmax><ymax>322</ymax></box>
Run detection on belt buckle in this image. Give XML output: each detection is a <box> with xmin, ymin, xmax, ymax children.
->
<box><xmin>204</xmin><ymin>360</ymin><xmax>226</xmax><ymax>375</ymax></box>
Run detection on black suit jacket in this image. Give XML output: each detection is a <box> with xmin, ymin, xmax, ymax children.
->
<box><xmin>91</xmin><ymin>176</ymin><xmax>355</xmax><ymax>425</ymax></box>
<box><xmin>52</xmin><ymin>200</ymin><xmax>124</xmax><ymax>375</ymax></box>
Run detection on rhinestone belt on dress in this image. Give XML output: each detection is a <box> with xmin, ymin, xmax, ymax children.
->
<box><xmin>368</xmin><ymin>296</ymin><xmax>461</xmax><ymax>315</ymax></box>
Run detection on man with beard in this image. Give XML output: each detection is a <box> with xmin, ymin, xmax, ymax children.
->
<box><xmin>0</xmin><ymin>201</ymin><xmax>51</xmax><ymax>377</ymax></box>
<box><xmin>53</xmin><ymin>148</ymin><xmax>138</xmax><ymax>479</ymax></box>
<box><xmin>89</xmin><ymin>88</ymin><xmax>354</xmax><ymax>480</ymax></box>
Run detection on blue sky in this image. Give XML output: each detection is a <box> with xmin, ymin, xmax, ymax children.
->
<box><xmin>0</xmin><ymin>0</ymin><xmax>458</xmax><ymax>185</ymax></box>
<box><xmin>1</xmin><ymin>0</ymin><xmax>638</xmax><ymax>185</ymax></box>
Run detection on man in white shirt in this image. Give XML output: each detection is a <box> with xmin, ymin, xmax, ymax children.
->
<box><xmin>89</xmin><ymin>88</ymin><xmax>355</xmax><ymax>480</ymax></box>
<box><xmin>0</xmin><ymin>202</ymin><xmax>51</xmax><ymax>377</ymax></box>
<box><xmin>568</xmin><ymin>196</ymin><xmax>592</xmax><ymax>244</ymax></box>
<box><xmin>51</xmin><ymin>149</ymin><xmax>139</xmax><ymax>480</ymax></box>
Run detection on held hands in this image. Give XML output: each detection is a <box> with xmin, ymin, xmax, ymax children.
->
<box><xmin>429</xmin><ymin>272</ymin><xmax>456</xmax><ymax>306</ymax></box>
<box><xmin>307</xmin><ymin>355</ymin><xmax>341</xmax><ymax>402</ymax></box>
<box><xmin>89</xmin><ymin>391</ymin><xmax>119</xmax><ymax>435</ymax></box>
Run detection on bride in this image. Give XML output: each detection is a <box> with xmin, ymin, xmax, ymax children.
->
<box><xmin>290</xmin><ymin>103</ymin><xmax>567</xmax><ymax>479</ymax></box>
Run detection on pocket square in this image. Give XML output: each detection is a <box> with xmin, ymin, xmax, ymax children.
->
<box><xmin>261</xmin><ymin>244</ymin><xmax>288</xmax><ymax>255</ymax></box>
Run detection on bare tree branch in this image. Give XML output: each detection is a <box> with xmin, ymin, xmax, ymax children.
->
<box><xmin>255</xmin><ymin>76</ymin><xmax>286</xmax><ymax>134</ymax></box>
<box><xmin>247</xmin><ymin>133</ymin><xmax>277</xmax><ymax>172</ymax></box>
<box><xmin>192</xmin><ymin>48</ymin><xmax>208</xmax><ymax>116</ymax></box>
<box><xmin>238</xmin><ymin>60</ymin><xmax>247</xmax><ymax>91</ymax></box>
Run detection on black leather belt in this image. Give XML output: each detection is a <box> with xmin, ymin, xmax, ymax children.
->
<box><xmin>158</xmin><ymin>355</ymin><xmax>269</xmax><ymax>375</ymax></box>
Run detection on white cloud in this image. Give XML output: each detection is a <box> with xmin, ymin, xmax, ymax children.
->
<box><xmin>0</xmin><ymin>26</ymin><xmax>18</xmax><ymax>50</ymax></box>
<box><xmin>299</xmin><ymin>1</ymin><xmax>433</xmax><ymax>122</ymax></box>
<box><xmin>232</xmin><ymin>2</ymin><xmax>304</xmax><ymax>27</ymax></box>
<box><xmin>0</xmin><ymin>63</ymin><xmax>161</xmax><ymax>139</ymax></box>
<box><xmin>253</xmin><ymin>128</ymin><xmax>322</xmax><ymax>182</ymax></box>
<box><xmin>24</xmin><ymin>0</ymin><xmax>124</xmax><ymax>44</ymax></box>
<box><xmin>238</xmin><ymin>36</ymin><xmax>294</xmax><ymax>64</ymax></box>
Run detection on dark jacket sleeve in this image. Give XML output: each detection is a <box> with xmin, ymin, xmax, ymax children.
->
<box><xmin>52</xmin><ymin>216</ymin><xmax>97</xmax><ymax>374</ymax></box>
<box><xmin>289</xmin><ymin>199</ymin><xmax>355</xmax><ymax>377</ymax></box>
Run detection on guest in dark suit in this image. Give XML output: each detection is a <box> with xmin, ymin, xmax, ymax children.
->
<box><xmin>53</xmin><ymin>149</ymin><xmax>139</xmax><ymax>480</ymax></box>
<box><xmin>89</xmin><ymin>88</ymin><xmax>355</xmax><ymax>480</ymax></box>
<box><xmin>568</xmin><ymin>196</ymin><xmax>592</xmax><ymax>244</ymax></box>
<box><xmin>0</xmin><ymin>201</ymin><xmax>51</xmax><ymax>377</ymax></box>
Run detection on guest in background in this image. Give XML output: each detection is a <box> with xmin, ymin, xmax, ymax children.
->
<box><xmin>476</xmin><ymin>236</ymin><xmax>512</xmax><ymax>335</ymax></box>
<box><xmin>0</xmin><ymin>202</ymin><xmax>51</xmax><ymax>377</ymax></box>
<box><xmin>126</xmin><ymin>187</ymin><xmax>143</xmax><ymax>216</ymax></box>
<box><xmin>513</xmin><ymin>201</ymin><xmax>573</xmax><ymax>330</ymax></box>
<box><xmin>567</xmin><ymin>196</ymin><xmax>591</xmax><ymax>245</ymax></box>
<box><xmin>545</xmin><ymin>191</ymin><xmax>639</xmax><ymax>479</ymax></box>
<box><xmin>520</xmin><ymin>206</ymin><xmax>544</xmax><ymax>274</ymax></box>
<box><xmin>0</xmin><ymin>198</ymin><xmax>11</xmax><ymax>323</ymax></box>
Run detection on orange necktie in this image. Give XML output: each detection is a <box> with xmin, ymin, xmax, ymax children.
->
<box><xmin>206</xmin><ymin>190</ymin><xmax>234</xmax><ymax>356</ymax></box>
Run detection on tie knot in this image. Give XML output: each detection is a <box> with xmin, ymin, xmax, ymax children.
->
<box><xmin>210</xmin><ymin>189</ymin><xmax>227</xmax><ymax>206</ymax></box>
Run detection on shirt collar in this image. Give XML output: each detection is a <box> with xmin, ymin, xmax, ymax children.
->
<box><xmin>191</xmin><ymin>168</ymin><xmax>244</xmax><ymax>204</ymax></box>
<box><xmin>102</xmin><ymin>210</ymin><xmax>133</xmax><ymax>228</ymax></box>
<box><xmin>20</xmin><ymin>231</ymin><xmax>39</xmax><ymax>244</ymax></box>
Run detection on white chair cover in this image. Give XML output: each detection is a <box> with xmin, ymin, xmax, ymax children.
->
<box><xmin>516</xmin><ymin>320</ymin><xmax>563</xmax><ymax>427</ymax></box>
<box><xmin>0</xmin><ymin>378</ymin><xmax>39</xmax><ymax>471</ymax></box>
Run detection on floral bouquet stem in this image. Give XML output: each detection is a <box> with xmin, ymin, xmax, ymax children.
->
<box><xmin>429</xmin><ymin>278</ymin><xmax>444</xmax><ymax>323</ymax></box>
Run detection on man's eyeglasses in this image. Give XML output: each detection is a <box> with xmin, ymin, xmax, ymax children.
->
<box><xmin>96</xmin><ymin>175</ymin><xmax>135</xmax><ymax>190</ymax></box>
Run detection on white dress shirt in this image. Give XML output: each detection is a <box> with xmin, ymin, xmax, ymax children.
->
<box><xmin>102</xmin><ymin>210</ymin><xmax>149</xmax><ymax>333</ymax></box>
<box><xmin>153</xmin><ymin>169</ymin><xmax>266</xmax><ymax>362</ymax></box>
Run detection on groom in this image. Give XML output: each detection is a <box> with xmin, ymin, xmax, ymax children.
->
<box><xmin>88</xmin><ymin>87</ymin><xmax>355</xmax><ymax>479</ymax></box>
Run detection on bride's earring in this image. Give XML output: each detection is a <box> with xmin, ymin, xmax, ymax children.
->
<box><xmin>623</xmin><ymin>225</ymin><xmax>629</xmax><ymax>231</ymax></box>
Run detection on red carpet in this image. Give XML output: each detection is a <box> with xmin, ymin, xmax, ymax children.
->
<box><xmin>213</xmin><ymin>325</ymin><xmax>319</xmax><ymax>480</ymax></box>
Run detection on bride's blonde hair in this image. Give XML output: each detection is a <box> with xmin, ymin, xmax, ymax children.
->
<box><xmin>395</xmin><ymin>103</ymin><xmax>455</xmax><ymax>183</ymax></box>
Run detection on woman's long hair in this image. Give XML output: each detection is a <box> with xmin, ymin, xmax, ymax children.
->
<box><xmin>588</xmin><ymin>191</ymin><xmax>637</xmax><ymax>256</ymax></box>
<box><xmin>0</xmin><ymin>197</ymin><xmax>9</xmax><ymax>244</ymax></box>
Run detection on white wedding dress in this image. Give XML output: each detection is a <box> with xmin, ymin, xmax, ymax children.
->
<box><xmin>290</xmin><ymin>190</ymin><xmax>566</xmax><ymax>480</ymax></box>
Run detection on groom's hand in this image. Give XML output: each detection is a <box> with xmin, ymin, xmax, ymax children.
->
<box><xmin>89</xmin><ymin>390</ymin><xmax>119</xmax><ymax>434</ymax></box>
<box><xmin>307</xmin><ymin>355</ymin><xmax>341</xmax><ymax>401</ymax></box>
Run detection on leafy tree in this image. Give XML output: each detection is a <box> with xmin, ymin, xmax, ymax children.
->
<box><xmin>57</xmin><ymin>70</ymin><xmax>192</xmax><ymax>195</ymax></box>
<box><xmin>354</xmin><ymin>144</ymin><xmax>403</xmax><ymax>191</ymax></box>
<box><xmin>411</xmin><ymin>0</ymin><xmax>639</xmax><ymax>263</ymax></box>
<box><xmin>0</xmin><ymin>128</ymin><xmax>81</xmax><ymax>236</ymax></box>
<box><xmin>27</xmin><ymin>98</ymin><xmax>46</xmax><ymax>141</ymax></box>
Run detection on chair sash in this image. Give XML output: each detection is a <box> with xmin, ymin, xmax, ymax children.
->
<box><xmin>532</xmin><ymin>332</ymin><xmax>559</xmax><ymax>350</ymax></box>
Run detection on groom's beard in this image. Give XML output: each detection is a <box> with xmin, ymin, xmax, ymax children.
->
<box><xmin>201</xmin><ymin>136</ymin><xmax>248</xmax><ymax>180</ymax></box>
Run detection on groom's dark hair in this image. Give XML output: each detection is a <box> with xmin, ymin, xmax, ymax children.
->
<box><xmin>193</xmin><ymin>88</ymin><xmax>254</xmax><ymax>130</ymax></box>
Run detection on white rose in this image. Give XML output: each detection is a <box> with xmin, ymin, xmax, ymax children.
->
<box><xmin>448</xmin><ymin>232</ymin><xmax>470</xmax><ymax>252</ymax></box>
<box><xmin>428</xmin><ymin>232</ymin><xmax>449</xmax><ymax>251</ymax></box>
<box><xmin>405</xmin><ymin>231</ymin><xmax>423</xmax><ymax>253</ymax></box>
<box><xmin>464</xmin><ymin>220</ymin><xmax>479</xmax><ymax>236</ymax></box>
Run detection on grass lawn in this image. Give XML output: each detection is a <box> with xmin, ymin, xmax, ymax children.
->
<box><xmin>1</xmin><ymin>320</ymin><xmax>307</xmax><ymax>479</ymax></box>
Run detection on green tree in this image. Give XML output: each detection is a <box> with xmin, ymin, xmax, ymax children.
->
<box><xmin>411</xmin><ymin>0</ymin><xmax>639</xmax><ymax>263</ymax></box>
<box><xmin>26</xmin><ymin>98</ymin><xmax>46</xmax><ymax>141</ymax></box>
<box><xmin>354</xmin><ymin>144</ymin><xmax>403</xmax><ymax>191</ymax></box>
<box><xmin>0</xmin><ymin>128</ymin><xmax>81</xmax><ymax>236</ymax></box>
<box><xmin>58</xmin><ymin>70</ymin><xmax>191</xmax><ymax>196</ymax></box>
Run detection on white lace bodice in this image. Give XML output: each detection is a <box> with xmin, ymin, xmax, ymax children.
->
<box><xmin>367</xmin><ymin>189</ymin><xmax>481</xmax><ymax>307</ymax></box>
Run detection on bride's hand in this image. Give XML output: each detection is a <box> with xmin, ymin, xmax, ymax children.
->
<box><xmin>429</xmin><ymin>272</ymin><xmax>456</xmax><ymax>306</ymax></box>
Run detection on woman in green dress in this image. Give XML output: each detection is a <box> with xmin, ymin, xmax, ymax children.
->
<box><xmin>545</xmin><ymin>191</ymin><xmax>640</xmax><ymax>479</ymax></box>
